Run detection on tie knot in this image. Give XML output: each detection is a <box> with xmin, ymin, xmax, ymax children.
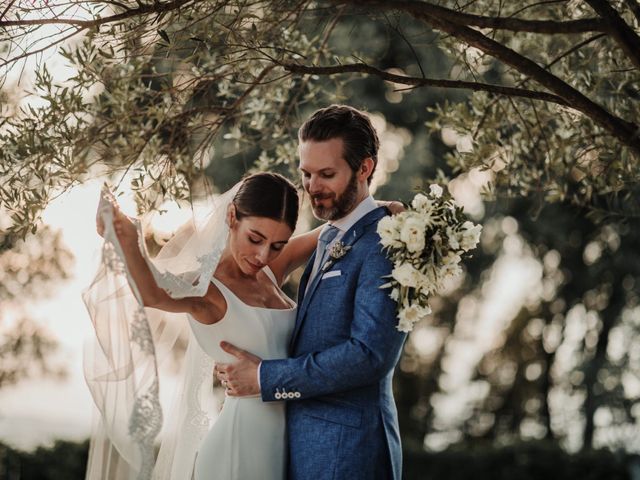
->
<box><xmin>318</xmin><ymin>225</ymin><xmax>339</xmax><ymax>247</ymax></box>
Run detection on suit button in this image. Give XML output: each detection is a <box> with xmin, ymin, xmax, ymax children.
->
<box><xmin>275</xmin><ymin>392</ymin><xmax>282</xmax><ymax>400</ymax></box>
<box><xmin>294</xmin><ymin>392</ymin><xmax>301</xmax><ymax>399</ymax></box>
<box><xmin>287</xmin><ymin>392</ymin><xmax>295</xmax><ymax>399</ymax></box>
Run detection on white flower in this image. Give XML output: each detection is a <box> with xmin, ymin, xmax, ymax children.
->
<box><xmin>411</xmin><ymin>193</ymin><xmax>431</xmax><ymax>212</ymax></box>
<box><xmin>396</xmin><ymin>304</ymin><xmax>432</xmax><ymax>332</ymax></box>
<box><xmin>439</xmin><ymin>260</ymin><xmax>463</xmax><ymax>280</ymax></box>
<box><xmin>459</xmin><ymin>221</ymin><xmax>482</xmax><ymax>252</ymax></box>
<box><xmin>446</xmin><ymin>226</ymin><xmax>459</xmax><ymax>250</ymax></box>
<box><xmin>429</xmin><ymin>184</ymin><xmax>443</xmax><ymax>198</ymax></box>
<box><xmin>456</xmin><ymin>134</ymin><xmax>474</xmax><ymax>153</ymax></box>
<box><xmin>442</xmin><ymin>251</ymin><xmax>461</xmax><ymax>266</ymax></box>
<box><xmin>399</xmin><ymin>215</ymin><xmax>426</xmax><ymax>253</ymax></box>
<box><xmin>420</xmin><ymin>266</ymin><xmax>445</xmax><ymax>294</ymax></box>
<box><xmin>397</xmin><ymin>318</ymin><xmax>413</xmax><ymax>333</ymax></box>
<box><xmin>377</xmin><ymin>215</ymin><xmax>401</xmax><ymax>248</ymax></box>
<box><xmin>391</xmin><ymin>263</ymin><xmax>422</xmax><ymax>288</ymax></box>
<box><xmin>417</xmin><ymin>270</ymin><xmax>436</xmax><ymax>294</ymax></box>
<box><xmin>321</xmin><ymin>242</ymin><xmax>352</xmax><ymax>272</ymax></box>
<box><xmin>328</xmin><ymin>241</ymin><xmax>350</xmax><ymax>260</ymax></box>
<box><xmin>389</xmin><ymin>288</ymin><xmax>400</xmax><ymax>301</ymax></box>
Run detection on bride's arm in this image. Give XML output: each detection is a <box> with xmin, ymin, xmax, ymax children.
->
<box><xmin>96</xmin><ymin>202</ymin><xmax>224</xmax><ymax>324</ymax></box>
<box><xmin>268</xmin><ymin>225</ymin><xmax>323</xmax><ymax>285</ymax></box>
<box><xmin>267</xmin><ymin>201</ymin><xmax>405</xmax><ymax>285</ymax></box>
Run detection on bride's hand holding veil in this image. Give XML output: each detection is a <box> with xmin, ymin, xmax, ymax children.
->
<box><xmin>95</xmin><ymin>195</ymin><xmax>137</xmax><ymax>243</ymax></box>
<box><xmin>93</xmin><ymin>193</ymin><xmax>225</xmax><ymax>325</ymax></box>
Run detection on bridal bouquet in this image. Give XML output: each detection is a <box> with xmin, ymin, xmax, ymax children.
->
<box><xmin>378</xmin><ymin>185</ymin><xmax>482</xmax><ymax>332</ymax></box>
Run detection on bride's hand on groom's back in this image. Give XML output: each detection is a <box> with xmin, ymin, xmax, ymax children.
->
<box><xmin>377</xmin><ymin>200</ymin><xmax>406</xmax><ymax>215</ymax></box>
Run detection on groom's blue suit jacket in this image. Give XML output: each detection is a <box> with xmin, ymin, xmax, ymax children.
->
<box><xmin>260</xmin><ymin>207</ymin><xmax>407</xmax><ymax>480</ymax></box>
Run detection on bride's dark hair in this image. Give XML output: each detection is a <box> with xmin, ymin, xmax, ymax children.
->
<box><xmin>233</xmin><ymin>172</ymin><xmax>299</xmax><ymax>231</ymax></box>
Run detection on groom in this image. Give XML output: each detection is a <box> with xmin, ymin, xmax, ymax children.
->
<box><xmin>216</xmin><ymin>105</ymin><xmax>407</xmax><ymax>479</ymax></box>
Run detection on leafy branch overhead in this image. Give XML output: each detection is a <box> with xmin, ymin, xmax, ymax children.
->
<box><xmin>1</xmin><ymin>0</ymin><xmax>639</xmax><ymax>236</ymax></box>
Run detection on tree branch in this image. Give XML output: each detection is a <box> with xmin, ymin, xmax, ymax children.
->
<box><xmin>545</xmin><ymin>33</ymin><xmax>607</xmax><ymax>70</ymax></box>
<box><xmin>279</xmin><ymin>3</ymin><xmax>343</xmax><ymax>121</ymax></box>
<box><xmin>0</xmin><ymin>0</ymin><xmax>17</xmax><ymax>21</ymax></box>
<box><xmin>335</xmin><ymin>0</ymin><xmax>609</xmax><ymax>34</ymax></box>
<box><xmin>1</xmin><ymin>26</ymin><xmax>83</xmax><ymax>69</ymax></box>
<box><xmin>585</xmin><ymin>0</ymin><xmax>640</xmax><ymax>70</ymax></box>
<box><xmin>509</xmin><ymin>1</ymin><xmax>567</xmax><ymax>19</ymax></box>
<box><xmin>434</xmin><ymin>17</ymin><xmax>639</xmax><ymax>154</ymax></box>
<box><xmin>281</xmin><ymin>61</ymin><xmax>569</xmax><ymax>105</ymax></box>
<box><xmin>623</xmin><ymin>0</ymin><xmax>640</xmax><ymax>25</ymax></box>
<box><xmin>0</xmin><ymin>0</ymin><xmax>195</xmax><ymax>28</ymax></box>
<box><xmin>0</xmin><ymin>0</ymin><xmax>200</xmax><ymax>69</ymax></box>
<box><xmin>337</xmin><ymin>0</ymin><xmax>639</xmax><ymax>154</ymax></box>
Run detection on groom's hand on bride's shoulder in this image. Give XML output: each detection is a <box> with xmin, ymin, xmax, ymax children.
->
<box><xmin>214</xmin><ymin>342</ymin><xmax>262</xmax><ymax>397</ymax></box>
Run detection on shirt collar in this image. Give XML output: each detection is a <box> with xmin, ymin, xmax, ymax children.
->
<box><xmin>330</xmin><ymin>195</ymin><xmax>377</xmax><ymax>233</ymax></box>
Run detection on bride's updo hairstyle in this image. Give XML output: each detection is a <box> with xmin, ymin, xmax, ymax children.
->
<box><xmin>232</xmin><ymin>172</ymin><xmax>299</xmax><ymax>231</ymax></box>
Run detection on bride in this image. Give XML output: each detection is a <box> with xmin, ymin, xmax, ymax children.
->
<box><xmin>84</xmin><ymin>172</ymin><xmax>319</xmax><ymax>480</ymax></box>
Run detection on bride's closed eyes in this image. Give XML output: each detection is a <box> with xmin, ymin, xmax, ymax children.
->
<box><xmin>248</xmin><ymin>235</ymin><xmax>286</xmax><ymax>251</ymax></box>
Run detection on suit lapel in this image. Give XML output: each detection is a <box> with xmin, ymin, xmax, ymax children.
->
<box><xmin>290</xmin><ymin>207</ymin><xmax>388</xmax><ymax>349</ymax></box>
<box><xmin>297</xmin><ymin>251</ymin><xmax>315</xmax><ymax>305</ymax></box>
<box><xmin>289</xmin><ymin>253</ymin><xmax>315</xmax><ymax>351</ymax></box>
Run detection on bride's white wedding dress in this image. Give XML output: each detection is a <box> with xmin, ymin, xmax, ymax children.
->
<box><xmin>188</xmin><ymin>268</ymin><xmax>296</xmax><ymax>480</ymax></box>
<box><xmin>85</xmin><ymin>184</ymin><xmax>297</xmax><ymax>480</ymax></box>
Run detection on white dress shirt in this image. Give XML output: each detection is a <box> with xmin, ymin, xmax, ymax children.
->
<box><xmin>307</xmin><ymin>195</ymin><xmax>378</xmax><ymax>284</ymax></box>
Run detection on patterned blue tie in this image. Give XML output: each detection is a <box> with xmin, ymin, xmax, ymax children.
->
<box><xmin>309</xmin><ymin>225</ymin><xmax>340</xmax><ymax>286</ymax></box>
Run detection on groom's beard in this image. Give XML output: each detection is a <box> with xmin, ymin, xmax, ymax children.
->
<box><xmin>310</xmin><ymin>172</ymin><xmax>359</xmax><ymax>221</ymax></box>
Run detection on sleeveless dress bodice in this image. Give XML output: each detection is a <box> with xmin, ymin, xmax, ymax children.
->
<box><xmin>187</xmin><ymin>269</ymin><xmax>296</xmax><ymax>480</ymax></box>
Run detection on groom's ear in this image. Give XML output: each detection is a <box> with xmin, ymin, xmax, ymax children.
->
<box><xmin>358</xmin><ymin>157</ymin><xmax>375</xmax><ymax>182</ymax></box>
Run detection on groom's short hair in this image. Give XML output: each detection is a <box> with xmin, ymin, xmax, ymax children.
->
<box><xmin>298</xmin><ymin>105</ymin><xmax>379</xmax><ymax>185</ymax></box>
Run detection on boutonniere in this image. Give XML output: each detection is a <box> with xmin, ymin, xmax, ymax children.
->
<box><xmin>321</xmin><ymin>241</ymin><xmax>352</xmax><ymax>272</ymax></box>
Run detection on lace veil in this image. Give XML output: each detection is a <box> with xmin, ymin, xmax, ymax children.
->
<box><xmin>83</xmin><ymin>182</ymin><xmax>241</xmax><ymax>480</ymax></box>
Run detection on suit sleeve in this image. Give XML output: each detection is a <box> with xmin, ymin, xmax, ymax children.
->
<box><xmin>259</xmin><ymin>236</ymin><xmax>407</xmax><ymax>402</ymax></box>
